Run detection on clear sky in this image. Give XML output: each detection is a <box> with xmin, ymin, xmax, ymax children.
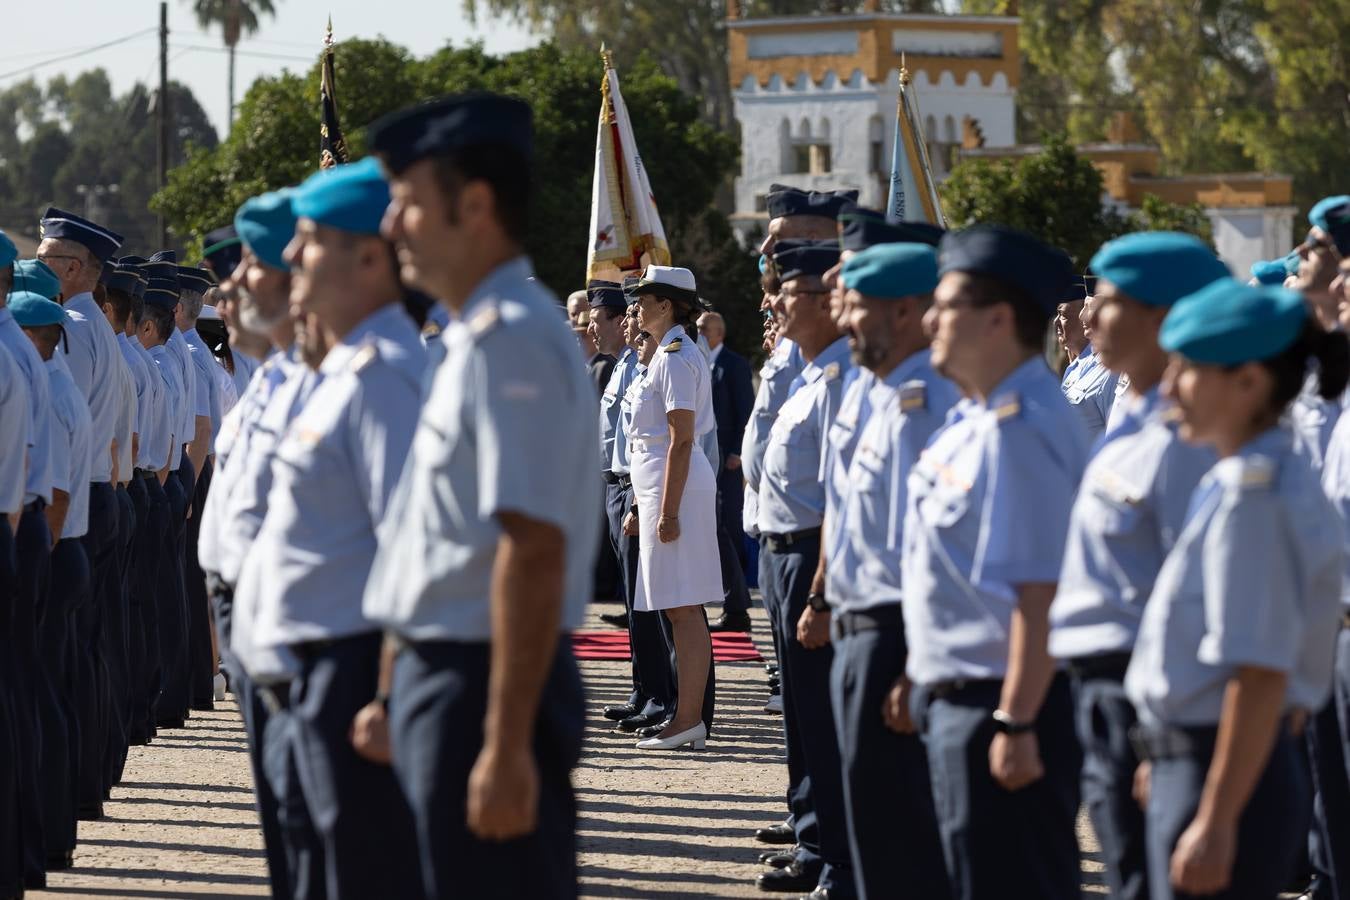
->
<box><xmin>0</xmin><ymin>0</ymin><xmax>540</xmax><ymax>139</ymax></box>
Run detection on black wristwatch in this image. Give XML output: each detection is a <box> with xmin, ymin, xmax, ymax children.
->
<box><xmin>807</xmin><ymin>591</ymin><xmax>830</xmax><ymax>613</ymax></box>
<box><xmin>991</xmin><ymin>709</ymin><xmax>1035</xmax><ymax>735</ymax></box>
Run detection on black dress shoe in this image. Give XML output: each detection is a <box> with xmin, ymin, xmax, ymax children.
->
<box><xmin>616</xmin><ymin>711</ymin><xmax>667</xmax><ymax>733</ymax></box>
<box><xmin>759</xmin><ymin>847</ymin><xmax>797</xmax><ymax>868</ymax></box>
<box><xmin>798</xmin><ymin>889</ymin><xmax>831</xmax><ymax>900</ymax></box>
<box><xmin>765</xmin><ymin>663</ymin><xmax>779</xmax><ymax>675</ymax></box>
<box><xmin>757</xmin><ymin>862</ymin><xmax>819</xmax><ymax>893</ymax></box>
<box><xmin>710</xmin><ymin>611</ymin><xmax>752</xmax><ymax>633</ymax></box>
<box><xmin>598</xmin><ymin>611</ymin><xmax>629</xmax><ymax>629</ymax></box>
<box><xmin>754</xmin><ymin>822</ymin><xmax>796</xmax><ymax>845</ymax></box>
<box><xmin>603</xmin><ymin>703</ymin><xmax>640</xmax><ymax>722</ymax></box>
<box><xmin>635</xmin><ymin>719</ymin><xmax>673</xmax><ymax>738</ymax></box>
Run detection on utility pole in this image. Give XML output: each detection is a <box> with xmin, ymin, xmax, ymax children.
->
<box><xmin>158</xmin><ymin>0</ymin><xmax>169</xmax><ymax>247</ymax></box>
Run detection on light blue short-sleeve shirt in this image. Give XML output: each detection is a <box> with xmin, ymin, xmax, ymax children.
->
<box><xmin>184</xmin><ymin>327</ymin><xmax>223</xmax><ymax>447</ymax></box>
<box><xmin>363</xmin><ymin>257</ymin><xmax>601</xmax><ymax>642</ymax></box>
<box><xmin>1050</xmin><ymin>388</ymin><xmax>1215</xmax><ymax>660</ymax></box>
<box><xmin>829</xmin><ymin>350</ymin><xmax>960</xmax><ymax>613</ymax></box>
<box><xmin>1126</xmin><ymin>427</ymin><xmax>1344</xmax><ymax>726</ymax></box>
<box><xmin>1061</xmin><ymin>348</ymin><xmax>1118</xmax><ymax>443</ymax></box>
<box><xmin>243</xmin><ymin>304</ymin><xmax>425</xmax><ymax>647</ymax></box>
<box><xmin>165</xmin><ymin>329</ymin><xmax>197</xmax><ymax>468</ymax></box>
<box><xmin>140</xmin><ymin>343</ymin><xmax>177</xmax><ymax>471</ymax></box>
<box><xmin>903</xmin><ymin>357</ymin><xmax>1091</xmax><ymax>685</ymax></box>
<box><xmin>1289</xmin><ymin>374</ymin><xmax>1341</xmax><ymax>471</ymax></box>
<box><xmin>1321</xmin><ymin>409</ymin><xmax>1350</xmax><ymax>610</ymax></box>
<box><xmin>604</xmin><ymin>348</ymin><xmax>639</xmax><ymax>475</ymax></box>
<box><xmin>757</xmin><ymin>336</ymin><xmax>853</xmax><ymax>535</ymax></box>
<box><xmin>742</xmin><ymin>337</ymin><xmax>804</xmax><ymax>536</ymax></box>
<box><xmin>63</xmin><ymin>292</ymin><xmax>126</xmax><ymax>483</ymax></box>
<box><xmin>0</xmin><ymin>308</ymin><xmax>54</xmax><ymax>504</ymax></box>
<box><xmin>0</xmin><ymin>344</ymin><xmax>30</xmax><ymax>515</ymax></box>
<box><xmin>46</xmin><ymin>356</ymin><xmax>93</xmax><ymax>538</ymax></box>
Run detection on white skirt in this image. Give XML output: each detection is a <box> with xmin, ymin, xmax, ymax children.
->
<box><xmin>630</xmin><ymin>442</ymin><xmax>725</xmax><ymax>612</ymax></box>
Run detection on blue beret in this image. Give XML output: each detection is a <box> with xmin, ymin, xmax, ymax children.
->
<box><xmin>368</xmin><ymin>93</ymin><xmax>533</xmax><ymax>177</ymax></box>
<box><xmin>587</xmin><ymin>280</ymin><xmax>626</xmax><ymax>311</ymax></box>
<box><xmin>1250</xmin><ymin>259</ymin><xmax>1289</xmax><ymax>286</ymax></box>
<box><xmin>39</xmin><ymin>207</ymin><xmax>124</xmax><ymax>263</ymax></box>
<box><xmin>0</xmin><ymin>231</ymin><xmax>15</xmax><ymax>268</ymax></box>
<box><xmin>105</xmin><ymin>264</ymin><xmax>145</xmax><ymax>296</ymax></box>
<box><xmin>842</xmin><ymin>243</ymin><xmax>938</xmax><ymax>299</ymax></box>
<box><xmin>773</xmin><ymin>239</ymin><xmax>839</xmax><ymax>282</ymax></box>
<box><xmin>235</xmin><ymin>190</ymin><xmax>297</xmax><ymax>272</ymax></box>
<box><xmin>1284</xmin><ymin>250</ymin><xmax>1301</xmax><ymax>277</ymax></box>
<box><xmin>202</xmin><ymin>225</ymin><xmax>243</xmax><ymax>279</ymax></box>
<box><xmin>12</xmin><ymin>259</ymin><xmax>61</xmax><ymax>300</ymax></box>
<box><xmin>144</xmin><ymin>278</ymin><xmax>180</xmax><ymax>311</ymax></box>
<box><xmin>1310</xmin><ymin>195</ymin><xmax>1350</xmax><ymax>256</ymax></box>
<box><xmin>766</xmin><ymin>184</ymin><xmax>859</xmax><ymax>220</ymax></box>
<box><xmin>837</xmin><ymin>203</ymin><xmax>943</xmax><ymax>252</ymax></box>
<box><xmin>1161</xmin><ymin>279</ymin><xmax>1307</xmax><ymax>365</ymax></box>
<box><xmin>9</xmin><ymin>290</ymin><xmax>66</xmax><ymax>327</ymax></box>
<box><xmin>758</xmin><ymin>254</ymin><xmax>769</xmax><ymax>275</ymax></box>
<box><xmin>177</xmin><ymin>265</ymin><xmax>216</xmax><ymax>294</ymax></box>
<box><xmin>1088</xmin><ymin>232</ymin><xmax>1230</xmax><ymax>308</ymax></box>
<box><xmin>938</xmin><ymin>225</ymin><xmax>1073</xmax><ymax>314</ymax></box>
<box><xmin>293</xmin><ymin>158</ymin><xmax>391</xmax><ymax>236</ymax></box>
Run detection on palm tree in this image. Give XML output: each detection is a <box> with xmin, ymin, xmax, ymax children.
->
<box><xmin>188</xmin><ymin>0</ymin><xmax>278</xmax><ymax>128</ymax></box>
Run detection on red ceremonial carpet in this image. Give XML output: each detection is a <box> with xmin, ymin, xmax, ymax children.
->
<box><xmin>572</xmin><ymin>630</ymin><xmax>763</xmax><ymax>662</ymax></box>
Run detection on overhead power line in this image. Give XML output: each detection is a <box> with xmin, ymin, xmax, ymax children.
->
<box><xmin>169</xmin><ymin>44</ymin><xmax>316</xmax><ymax>64</ymax></box>
<box><xmin>0</xmin><ymin>28</ymin><xmax>158</xmax><ymax>81</ymax></box>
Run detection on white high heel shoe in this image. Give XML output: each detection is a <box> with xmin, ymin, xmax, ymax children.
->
<box><xmin>635</xmin><ymin>721</ymin><xmax>707</xmax><ymax>751</ymax></box>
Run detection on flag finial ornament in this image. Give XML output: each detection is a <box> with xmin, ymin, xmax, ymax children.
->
<box><xmin>319</xmin><ymin>19</ymin><xmax>349</xmax><ymax>170</ymax></box>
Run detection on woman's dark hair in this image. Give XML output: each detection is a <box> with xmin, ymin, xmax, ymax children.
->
<box><xmin>672</xmin><ymin>295</ymin><xmax>701</xmax><ymax>341</ymax></box>
<box><xmin>1261</xmin><ymin>322</ymin><xmax>1350</xmax><ymax>412</ymax></box>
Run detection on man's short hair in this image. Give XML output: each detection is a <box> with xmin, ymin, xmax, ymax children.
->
<box><xmin>143</xmin><ymin>304</ymin><xmax>176</xmax><ymax>342</ymax></box>
<box><xmin>962</xmin><ymin>272</ymin><xmax>1050</xmax><ymax>351</ymax></box>
<box><xmin>104</xmin><ymin>287</ymin><xmax>134</xmax><ymax>327</ymax></box>
<box><xmin>431</xmin><ymin>144</ymin><xmax>530</xmax><ymax>245</ymax></box>
<box><xmin>179</xmin><ymin>288</ymin><xmax>205</xmax><ymax>322</ymax></box>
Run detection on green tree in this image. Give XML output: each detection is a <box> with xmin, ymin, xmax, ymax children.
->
<box><xmin>188</xmin><ymin>0</ymin><xmax>279</xmax><ymax>126</ymax></box>
<box><xmin>941</xmin><ymin>136</ymin><xmax>1213</xmax><ymax>265</ymax></box>
<box><xmin>151</xmin><ymin>39</ymin><xmax>763</xmax><ymax>354</ymax></box>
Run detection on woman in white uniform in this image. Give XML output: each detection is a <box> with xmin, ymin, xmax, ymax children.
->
<box><xmin>624</xmin><ymin>265</ymin><xmax>723</xmax><ymax>751</ymax></box>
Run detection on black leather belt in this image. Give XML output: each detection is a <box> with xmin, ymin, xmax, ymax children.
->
<box><xmin>1065</xmin><ymin>652</ymin><xmax>1132</xmax><ymax>682</ymax></box>
<box><xmin>23</xmin><ymin>499</ymin><xmax>45</xmax><ymax>514</ymax></box>
<box><xmin>602</xmin><ymin>471</ymin><xmax>633</xmax><ymax>490</ymax></box>
<box><xmin>762</xmin><ymin>527</ymin><xmax>822</xmax><ymax>553</ymax></box>
<box><xmin>1130</xmin><ymin>723</ymin><xmax>1216</xmax><ymax>761</ymax></box>
<box><xmin>602</xmin><ymin>470</ymin><xmax>620</xmax><ymax>484</ymax></box>
<box><xmin>833</xmin><ymin>605</ymin><xmax>904</xmax><ymax>638</ymax></box>
<box><xmin>134</xmin><ymin>468</ymin><xmax>156</xmax><ymax>481</ymax></box>
<box><xmin>927</xmin><ymin>677</ymin><xmax>1003</xmax><ymax>701</ymax></box>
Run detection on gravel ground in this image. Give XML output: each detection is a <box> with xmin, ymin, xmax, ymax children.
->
<box><xmin>30</xmin><ymin>602</ymin><xmax>1113</xmax><ymax>899</ymax></box>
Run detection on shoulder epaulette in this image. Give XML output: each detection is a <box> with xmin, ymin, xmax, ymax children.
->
<box><xmin>1239</xmin><ymin>455</ymin><xmax>1275</xmax><ymax>490</ymax></box>
<box><xmin>349</xmin><ymin>343</ymin><xmax>379</xmax><ymax>373</ymax></box>
<box><xmin>468</xmin><ymin>305</ymin><xmax>501</xmax><ymax>339</ymax></box>
<box><xmin>899</xmin><ymin>381</ymin><xmax>927</xmax><ymax>412</ymax></box>
<box><xmin>822</xmin><ymin>362</ymin><xmax>840</xmax><ymax>382</ymax></box>
<box><xmin>663</xmin><ymin>338</ymin><xmax>683</xmax><ymax>353</ymax></box>
<box><xmin>422</xmin><ymin>320</ymin><xmax>442</xmax><ymax>339</ymax></box>
<box><xmin>993</xmin><ymin>395</ymin><xmax>1021</xmax><ymax>421</ymax></box>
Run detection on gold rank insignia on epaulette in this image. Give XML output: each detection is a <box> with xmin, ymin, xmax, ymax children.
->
<box><xmin>899</xmin><ymin>382</ymin><xmax>927</xmax><ymax>412</ymax></box>
<box><xmin>421</xmin><ymin>320</ymin><xmax>442</xmax><ymax>339</ymax></box>
<box><xmin>1239</xmin><ymin>456</ymin><xmax>1275</xmax><ymax>489</ymax></box>
<box><xmin>349</xmin><ymin>343</ymin><xmax>379</xmax><ymax>373</ymax></box>
<box><xmin>822</xmin><ymin>362</ymin><xmax>840</xmax><ymax>381</ymax></box>
<box><xmin>993</xmin><ymin>396</ymin><xmax>1021</xmax><ymax>421</ymax></box>
<box><xmin>1160</xmin><ymin>405</ymin><xmax>1184</xmax><ymax>424</ymax></box>
<box><xmin>663</xmin><ymin>338</ymin><xmax>683</xmax><ymax>352</ymax></box>
<box><xmin>469</xmin><ymin>305</ymin><xmax>501</xmax><ymax>338</ymax></box>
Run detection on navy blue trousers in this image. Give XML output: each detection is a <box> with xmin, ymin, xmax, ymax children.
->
<box><xmin>1308</xmin><ymin>627</ymin><xmax>1350</xmax><ymax>900</ymax></box>
<box><xmin>158</xmin><ymin>467</ymin><xmax>192</xmax><ymax>724</ymax></box>
<box><xmin>101</xmin><ymin>484</ymin><xmax>135</xmax><ymax>787</ymax></box>
<box><xmin>42</xmin><ymin>537</ymin><xmax>86</xmax><ymax>858</ymax></box>
<box><xmin>605</xmin><ymin>479</ymin><xmax>675</xmax><ymax>716</ymax></box>
<box><xmin>1147</xmin><ymin>728</ymin><xmax>1308</xmax><ymax>900</ymax></box>
<box><xmin>289</xmin><ymin>632</ymin><xmax>422</xmax><ymax>900</ymax></box>
<box><xmin>390</xmin><ymin>638</ymin><xmax>583</xmax><ymax>900</ymax></box>
<box><xmin>1071</xmin><ymin>668</ymin><xmax>1148</xmax><ymax>900</ymax></box>
<box><xmin>915</xmin><ymin>673</ymin><xmax>1082</xmax><ymax>900</ymax></box>
<box><xmin>259</xmin><ymin>684</ymin><xmax>326</xmax><ymax>900</ymax></box>
<box><xmin>0</xmin><ymin>518</ymin><xmax>27</xmax><ymax>896</ymax></box>
<box><xmin>77</xmin><ymin>481</ymin><xmax>117</xmax><ymax>808</ymax></box>
<box><xmin>14</xmin><ymin>504</ymin><xmax>52</xmax><ymax>883</ymax></box>
<box><xmin>185</xmin><ymin>458</ymin><xmax>215</xmax><ymax>709</ymax></box>
<box><xmin>759</xmin><ymin>538</ymin><xmax>819</xmax><ymax>870</ymax></box>
<box><xmin>764</xmin><ymin>536</ymin><xmax>854</xmax><ymax>893</ymax></box>
<box><xmin>716</xmin><ymin>464</ymin><xmax>751</xmax><ymax>616</ymax></box>
<box><xmin>125</xmin><ymin>477</ymin><xmax>151</xmax><ymax>743</ymax></box>
<box><xmin>136</xmin><ymin>475</ymin><xmax>168</xmax><ymax>732</ymax></box>
<box><xmin>830</xmin><ymin>612</ymin><xmax>949</xmax><ymax>900</ymax></box>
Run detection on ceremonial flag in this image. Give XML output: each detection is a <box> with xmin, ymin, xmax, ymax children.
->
<box><xmin>885</xmin><ymin>65</ymin><xmax>946</xmax><ymax>227</ymax></box>
<box><xmin>586</xmin><ymin>48</ymin><xmax>671</xmax><ymax>282</ymax></box>
<box><xmin>319</xmin><ymin>18</ymin><xmax>349</xmax><ymax>170</ymax></box>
